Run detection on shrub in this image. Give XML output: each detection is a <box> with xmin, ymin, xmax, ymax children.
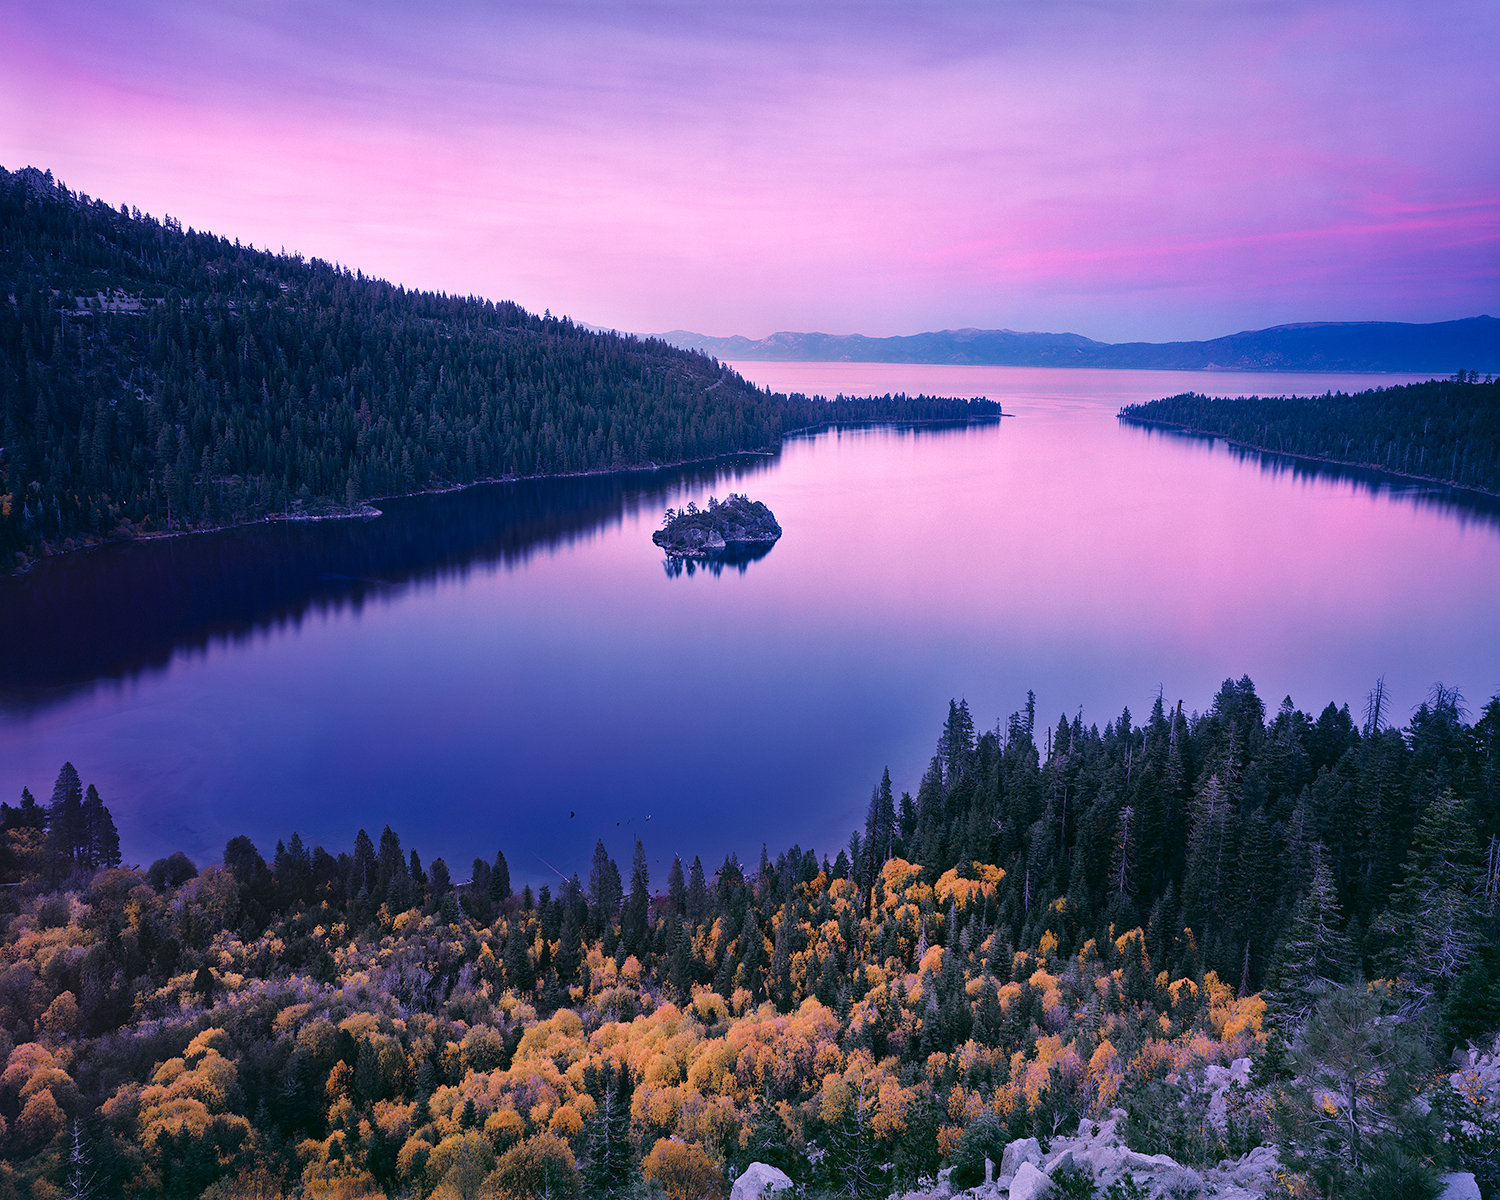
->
<box><xmin>488</xmin><ymin>1132</ymin><xmax>579</xmax><ymax>1200</ymax></box>
<box><xmin>948</xmin><ymin>1112</ymin><xmax>1008</xmax><ymax>1190</ymax></box>
<box><xmin>641</xmin><ymin>1139</ymin><xmax>725</xmax><ymax>1200</ymax></box>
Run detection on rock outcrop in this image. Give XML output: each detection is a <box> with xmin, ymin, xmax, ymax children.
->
<box><xmin>894</xmin><ymin>1108</ymin><xmax>1284</xmax><ymax>1200</ymax></box>
<box><xmin>730</xmin><ymin>1161</ymin><xmax>794</xmax><ymax>1200</ymax></box>
<box><xmin>653</xmin><ymin>494</ymin><xmax>782</xmax><ymax>559</ymax></box>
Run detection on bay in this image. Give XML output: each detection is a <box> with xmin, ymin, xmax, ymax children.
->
<box><xmin>2</xmin><ymin>364</ymin><xmax>1495</xmax><ymax>888</ymax></box>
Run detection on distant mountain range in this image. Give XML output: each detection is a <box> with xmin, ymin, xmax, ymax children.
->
<box><xmin>659</xmin><ymin>316</ymin><xmax>1500</xmax><ymax>373</ymax></box>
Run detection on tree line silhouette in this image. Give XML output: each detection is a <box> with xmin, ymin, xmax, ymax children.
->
<box><xmin>0</xmin><ymin>165</ymin><xmax>997</xmax><ymax>565</ymax></box>
<box><xmin>1120</xmin><ymin>376</ymin><xmax>1500</xmax><ymax>495</ymax></box>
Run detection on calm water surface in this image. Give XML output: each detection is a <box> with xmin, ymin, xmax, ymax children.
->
<box><xmin>3</xmin><ymin>365</ymin><xmax>1496</xmax><ymax>885</ymax></box>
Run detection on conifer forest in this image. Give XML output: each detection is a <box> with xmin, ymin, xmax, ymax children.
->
<box><xmin>1</xmin><ymin>678</ymin><xmax>1497</xmax><ymax>1199</ymax></box>
<box><xmin>1119</xmin><ymin>378</ymin><xmax>1500</xmax><ymax>496</ymax></box>
<box><xmin>0</xmin><ymin>166</ymin><xmax>996</xmax><ymax>566</ymax></box>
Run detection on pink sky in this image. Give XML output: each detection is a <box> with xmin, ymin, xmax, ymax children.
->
<box><xmin>2</xmin><ymin>0</ymin><xmax>1496</xmax><ymax>341</ymax></box>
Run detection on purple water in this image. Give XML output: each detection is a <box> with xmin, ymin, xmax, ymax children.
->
<box><xmin>2</xmin><ymin>365</ymin><xmax>1494</xmax><ymax>887</ymax></box>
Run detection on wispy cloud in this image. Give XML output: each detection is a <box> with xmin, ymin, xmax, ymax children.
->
<box><xmin>3</xmin><ymin>0</ymin><xmax>1495</xmax><ymax>340</ymax></box>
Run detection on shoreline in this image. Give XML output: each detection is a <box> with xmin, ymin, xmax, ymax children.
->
<box><xmin>6</xmin><ymin>414</ymin><xmax>1002</xmax><ymax>577</ymax></box>
<box><xmin>1118</xmin><ymin>414</ymin><xmax>1500</xmax><ymax>503</ymax></box>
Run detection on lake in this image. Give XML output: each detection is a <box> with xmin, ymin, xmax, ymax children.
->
<box><xmin>3</xmin><ymin>364</ymin><xmax>1496</xmax><ymax>888</ymax></box>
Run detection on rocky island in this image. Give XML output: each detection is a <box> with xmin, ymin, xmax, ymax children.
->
<box><xmin>652</xmin><ymin>494</ymin><xmax>783</xmax><ymax>559</ymax></box>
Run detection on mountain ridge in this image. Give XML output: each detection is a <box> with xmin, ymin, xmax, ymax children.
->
<box><xmin>660</xmin><ymin>316</ymin><xmax>1500</xmax><ymax>373</ymax></box>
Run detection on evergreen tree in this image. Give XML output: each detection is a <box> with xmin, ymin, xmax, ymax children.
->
<box><xmin>1180</xmin><ymin>774</ymin><xmax>1239</xmax><ymax>973</ymax></box>
<box><xmin>375</xmin><ymin>826</ymin><xmax>404</xmax><ymax>896</ymax></box>
<box><xmin>1376</xmin><ymin>788</ymin><xmax>1483</xmax><ymax>1021</ymax></box>
<box><xmin>589</xmin><ymin>840</ymin><xmax>623</xmax><ymax>933</ymax></box>
<box><xmin>503</xmin><ymin>920</ymin><xmax>534</xmax><ymax>994</ymax></box>
<box><xmin>274</xmin><ymin>832</ymin><xmax>313</xmax><ymax>907</ymax></box>
<box><xmin>556</xmin><ymin>900</ymin><xmax>583</xmax><ymax>987</ymax></box>
<box><xmin>621</xmin><ymin>837</ymin><xmax>650</xmax><ymax>956</ymax></box>
<box><xmin>686</xmin><ymin>856</ymin><xmax>708</xmax><ymax>928</ymax></box>
<box><xmin>80</xmin><ymin>783</ymin><xmax>120</xmax><ymax>870</ymax></box>
<box><xmin>582</xmin><ymin>1061</ymin><xmax>635</xmax><ymax>1199</ymax></box>
<box><xmin>770</xmin><ymin>910</ymin><xmax>794</xmax><ymax>1012</ymax></box>
<box><xmin>350</xmin><ymin>829</ymin><xmax>377</xmax><ymax>897</ymax></box>
<box><xmin>1264</xmin><ymin>846</ymin><xmax>1352</xmax><ymax>1031</ymax></box>
<box><xmin>45</xmin><ymin>761</ymin><xmax>85</xmax><ymax>881</ymax></box>
<box><xmin>738</xmin><ymin>909</ymin><xmax>766</xmax><ymax>1001</ymax></box>
<box><xmin>865</xmin><ymin>769</ymin><xmax>897</xmax><ymax>868</ymax></box>
<box><xmin>666</xmin><ymin>855</ymin><xmax>687</xmax><ymax>917</ymax></box>
<box><xmin>1232</xmin><ymin>807</ymin><xmax>1275</xmax><ymax>993</ymax></box>
<box><xmin>490</xmin><ymin>850</ymin><xmax>512</xmax><ymax>902</ymax></box>
<box><xmin>665</xmin><ymin>917</ymin><xmax>692</xmax><ymax>1001</ymax></box>
<box><xmin>1275</xmin><ymin>981</ymin><xmax>1442</xmax><ymax>1200</ymax></box>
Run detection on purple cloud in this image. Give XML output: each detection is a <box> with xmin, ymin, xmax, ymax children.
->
<box><xmin>2</xmin><ymin>0</ymin><xmax>1495</xmax><ymax>340</ymax></box>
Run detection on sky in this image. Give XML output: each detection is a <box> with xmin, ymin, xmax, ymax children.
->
<box><xmin>2</xmin><ymin>0</ymin><xmax>1497</xmax><ymax>342</ymax></box>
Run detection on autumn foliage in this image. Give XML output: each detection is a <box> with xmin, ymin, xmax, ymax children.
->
<box><xmin>0</xmin><ymin>676</ymin><xmax>1493</xmax><ymax>1197</ymax></box>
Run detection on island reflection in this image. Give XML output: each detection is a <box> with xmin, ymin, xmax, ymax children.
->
<box><xmin>661</xmin><ymin>542</ymin><xmax>777</xmax><ymax>577</ymax></box>
<box><xmin>0</xmin><ymin>455</ymin><xmax>776</xmax><ymax>702</ymax></box>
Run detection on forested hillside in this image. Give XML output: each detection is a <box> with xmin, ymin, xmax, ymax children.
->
<box><xmin>1</xmin><ymin>676</ymin><xmax>1496</xmax><ymax>1199</ymax></box>
<box><xmin>1119</xmin><ymin>376</ymin><xmax>1500</xmax><ymax>495</ymax></box>
<box><xmin>0</xmin><ymin>166</ymin><xmax>996</xmax><ymax>566</ymax></box>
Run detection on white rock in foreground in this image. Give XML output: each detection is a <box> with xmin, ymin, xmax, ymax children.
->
<box><xmin>893</xmin><ymin>1110</ymin><xmax>1288</xmax><ymax>1200</ymax></box>
<box><xmin>1008</xmin><ymin>1160</ymin><xmax>1053</xmax><ymax>1200</ymax></box>
<box><xmin>730</xmin><ymin>1161</ymin><xmax>794</xmax><ymax>1200</ymax></box>
<box><xmin>1439</xmin><ymin>1173</ymin><xmax>1481</xmax><ymax>1200</ymax></box>
<box><xmin>1000</xmin><ymin>1136</ymin><xmax>1043</xmax><ymax>1177</ymax></box>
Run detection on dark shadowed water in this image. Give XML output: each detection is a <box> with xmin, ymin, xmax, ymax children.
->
<box><xmin>2</xmin><ymin>365</ymin><xmax>1496</xmax><ymax>887</ymax></box>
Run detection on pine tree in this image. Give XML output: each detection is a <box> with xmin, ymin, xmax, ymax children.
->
<box><xmin>621</xmin><ymin>837</ymin><xmax>650</xmax><ymax>956</ymax></box>
<box><xmin>865</xmin><ymin>769</ymin><xmax>897</xmax><ymax>868</ymax></box>
<box><xmin>686</xmin><ymin>856</ymin><xmax>708</xmax><ymax>928</ymax></box>
<box><xmin>1233</xmin><ymin>807</ymin><xmax>1275</xmax><ymax>993</ymax></box>
<box><xmin>1264</xmin><ymin>846</ymin><xmax>1352</xmax><ymax>1031</ymax></box>
<box><xmin>770</xmin><ymin>911</ymin><xmax>794</xmax><ymax>1011</ymax></box>
<box><xmin>583</xmin><ymin>1061</ymin><xmax>635</xmax><ymax>1199</ymax></box>
<box><xmin>350</xmin><ymin>829</ymin><xmax>377</xmax><ymax>896</ymax></box>
<box><xmin>503</xmin><ymin>920</ymin><xmax>534</xmax><ymax>995</ymax></box>
<box><xmin>376</xmin><ymin>826</ymin><xmax>404</xmax><ymax>896</ymax></box>
<box><xmin>589</xmin><ymin>840</ymin><xmax>623</xmax><ymax>933</ymax></box>
<box><xmin>1377</xmin><ymin>788</ymin><xmax>1483</xmax><ymax>1020</ymax></box>
<box><xmin>1274</xmin><ymin>980</ymin><xmax>1442</xmax><ymax>1200</ymax></box>
<box><xmin>942</xmin><ymin>700</ymin><xmax>977</xmax><ymax>787</ymax></box>
<box><xmin>972</xmin><ymin>965</ymin><xmax>1002</xmax><ymax>1045</ymax></box>
<box><xmin>937</xmin><ymin>941</ymin><xmax>971</xmax><ymax>1048</ymax></box>
<box><xmin>556</xmin><ymin>903</ymin><xmax>583</xmax><ymax>987</ymax></box>
<box><xmin>738</xmin><ymin>910</ymin><xmax>766</xmax><ymax>1001</ymax></box>
<box><xmin>45</xmin><ymin>762</ymin><xmax>85</xmax><ymax>881</ymax></box>
<box><xmin>666</xmin><ymin>918</ymin><xmax>692</xmax><ymax>1001</ymax></box>
<box><xmin>80</xmin><ymin>784</ymin><xmax>120</xmax><ymax>870</ymax></box>
<box><xmin>490</xmin><ymin>850</ymin><xmax>512</xmax><ymax>902</ymax></box>
<box><xmin>815</xmin><ymin>944</ymin><xmax>841</xmax><ymax>1009</ymax></box>
<box><xmin>1180</xmin><ymin>774</ymin><xmax>1240</xmax><ymax>972</ymax></box>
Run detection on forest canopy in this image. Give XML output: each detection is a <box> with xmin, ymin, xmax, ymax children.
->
<box><xmin>1119</xmin><ymin>376</ymin><xmax>1500</xmax><ymax>495</ymax></box>
<box><xmin>0</xmin><ymin>165</ymin><xmax>997</xmax><ymax>565</ymax></box>
<box><xmin>0</xmin><ymin>675</ymin><xmax>1496</xmax><ymax>1198</ymax></box>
